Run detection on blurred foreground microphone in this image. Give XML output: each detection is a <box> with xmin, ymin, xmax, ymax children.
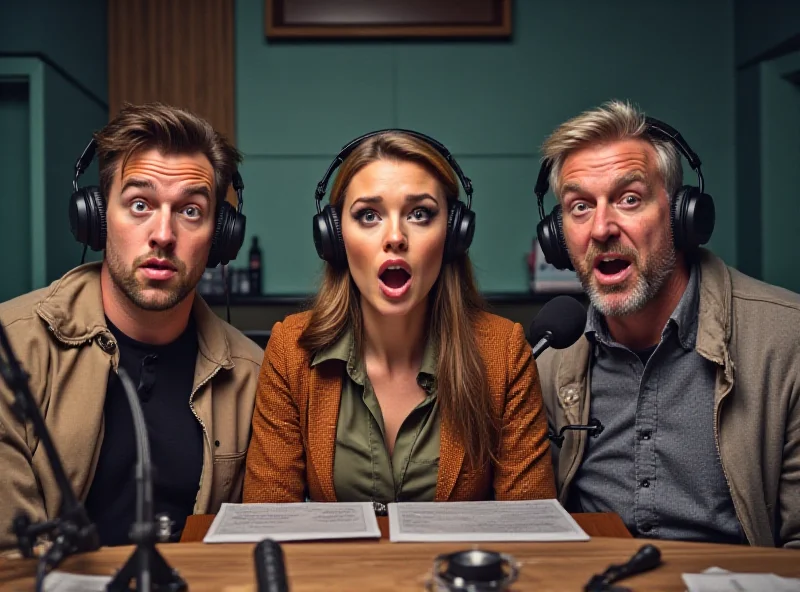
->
<box><xmin>529</xmin><ymin>295</ymin><xmax>587</xmax><ymax>359</ymax></box>
<box><xmin>427</xmin><ymin>549</ymin><xmax>519</xmax><ymax>591</ymax></box>
<box><xmin>255</xmin><ymin>539</ymin><xmax>289</xmax><ymax>592</ymax></box>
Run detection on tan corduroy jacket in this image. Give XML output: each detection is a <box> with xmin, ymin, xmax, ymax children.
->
<box><xmin>243</xmin><ymin>310</ymin><xmax>557</xmax><ymax>503</ymax></box>
<box><xmin>537</xmin><ymin>250</ymin><xmax>800</xmax><ymax>548</ymax></box>
<box><xmin>0</xmin><ymin>263</ymin><xmax>262</xmax><ymax>550</ymax></box>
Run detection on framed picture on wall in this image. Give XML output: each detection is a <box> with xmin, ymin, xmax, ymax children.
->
<box><xmin>265</xmin><ymin>0</ymin><xmax>512</xmax><ymax>39</ymax></box>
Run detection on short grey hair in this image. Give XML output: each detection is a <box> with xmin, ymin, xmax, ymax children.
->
<box><xmin>541</xmin><ymin>100</ymin><xmax>683</xmax><ymax>201</ymax></box>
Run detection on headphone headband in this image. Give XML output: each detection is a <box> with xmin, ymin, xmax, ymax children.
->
<box><xmin>535</xmin><ymin>116</ymin><xmax>705</xmax><ymax>210</ymax></box>
<box><xmin>314</xmin><ymin>128</ymin><xmax>473</xmax><ymax>212</ymax></box>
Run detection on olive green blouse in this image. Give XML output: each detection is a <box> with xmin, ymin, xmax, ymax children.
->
<box><xmin>311</xmin><ymin>327</ymin><xmax>441</xmax><ymax>508</ymax></box>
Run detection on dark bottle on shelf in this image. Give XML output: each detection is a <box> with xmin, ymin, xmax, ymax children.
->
<box><xmin>249</xmin><ymin>236</ymin><xmax>262</xmax><ymax>295</ymax></box>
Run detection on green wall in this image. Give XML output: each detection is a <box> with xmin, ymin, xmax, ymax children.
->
<box><xmin>0</xmin><ymin>0</ymin><xmax>108</xmax><ymax>298</ymax></box>
<box><xmin>0</xmin><ymin>0</ymin><xmax>108</xmax><ymax>101</ymax></box>
<box><xmin>43</xmin><ymin>63</ymin><xmax>108</xmax><ymax>279</ymax></box>
<box><xmin>4</xmin><ymin>0</ymin><xmax>799</xmax><ymax>300</ymax></box>
<box><xmin>734</xmin><ymin>0</ymin><xmax>800</xmax><ymax>290</ymax></box>
<box><xmin>231</xmin><ymin>0</ymin><xmax>737</xmax><ymax>294</ymax></box>
<box><xmin>735</xmin><ymin>0</ymin><xmax>800</xmax><ymax>66</ymax></box>
<box><xmin>0</xmin><ymin>81</ymin><xmax>32</xmax><ymax>302</ymax></box>
<box><xmin>759</xmin><ymin>52</ymin><xmax>800</xmax><ymax>294</ymax></box>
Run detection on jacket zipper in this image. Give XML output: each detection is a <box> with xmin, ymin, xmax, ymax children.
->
<box><xmin>712</xmin><ymin>385</ymin><xmax>750</xmax><ymax>544</ymax></box>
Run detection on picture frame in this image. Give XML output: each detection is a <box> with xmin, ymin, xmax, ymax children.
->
<box><xmin>265</xmin><ymin>0</ymin><xmax>512</xmax><ymax>39</ymax></box>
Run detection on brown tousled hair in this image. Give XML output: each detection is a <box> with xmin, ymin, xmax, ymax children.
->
<box><xmin>94</xmin><ymin>102</ymin><xmax>242</xmax><ymax>210</ymax></box>
<box><xmin>298</xmin><ymin>132</ymin><xmax>496</xmax><ymax>470</ymax></box>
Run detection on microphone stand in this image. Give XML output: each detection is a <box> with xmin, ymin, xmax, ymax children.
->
<box><xmin>106</xmin><ymin>368</ymin><xmax>186</xmax><ymax>592</ymax></box>
<box><xmin>0</xmin><ymin>323</ymin><xmax>100</xmax><ymax>590</ymax></box>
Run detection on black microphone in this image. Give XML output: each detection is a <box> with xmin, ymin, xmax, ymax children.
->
<box><xmin>529</xmin><ymin>295</ymin><xmax>587</xmax><ymax>360</ymax></box>
<box><xmin>527</xmin><ymin>297</ymin><xmax>605</xmax><ymax>448</ymax></box>
<box><xmin>584</xmin><ymin>544</ymin><xmax>662</xmax><ymax>591</ymax></box>
<box><xmin>254</xmin><ymin>539</ymin><xmax>290</xmax><ymax>592</ymax></box>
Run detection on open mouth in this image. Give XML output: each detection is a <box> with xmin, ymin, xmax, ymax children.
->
<box><xmin>593</xmin><ymin>255</ymin><xmax>633</xmax><ymax>285</ymax></box>
<box><xmin>378</xmin><ymin>260</ymin><xmax>412</xmax><ymax>298</ymax></box>
<box><xmin>380</xmin><ymin>267</ymin><xmax>411</xmax><ymax>289</ymax></box>
<box><xmin>596</xmin><ymin>257</ymin><xmax>631</xmax><ymax>276</ymax></box>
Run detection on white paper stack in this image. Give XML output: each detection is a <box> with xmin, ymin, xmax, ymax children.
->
<box><xmin>43</xmin><ymin>571</ymin><xmax>111</xmax><ymax>592</ymax></box>
<box><xmin>682</xmin><ymin>566</ymin><xmax>800</xmax><ymax>592</ymax></box>
<box><xmin>202</xmin><ymin>501</ymin><xmax>381</xmax><ymax>543</ymax></box>
<box><xmin>387</xmin><ymin>499</ymin><xmax>590</xmax><ymax>543</ymax></box>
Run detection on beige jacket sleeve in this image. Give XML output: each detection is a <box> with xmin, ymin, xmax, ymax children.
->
<box><xmin>0</xmin><ymin>318</ymin><xmax>50</xmax><ymax>552</ymax></box>
<box><xmin>780</xmin><ymin>376</ymin><xmax>800</xmax><ymax>548</ymax></box>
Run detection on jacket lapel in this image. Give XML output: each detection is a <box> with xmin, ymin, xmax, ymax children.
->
<box><xmin>307</xmin><ymin>363</ymin><xmax>341</xmax><ymax>502</ymax></box>
<box><xmin>435</xmin><ymin>417</ymin><xmax>465</xmax><ymax>501</ymax></box>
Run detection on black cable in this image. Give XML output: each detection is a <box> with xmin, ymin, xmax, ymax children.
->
<box><xmin>80</xmin><ymin>244</ymin><xmax>88</xmax><ymax>265</ymax></box>
<box><xmin>35</xmin><ymin>556</ymin><xmax>46</xmax><ymax>592</ymax></box>
<box><xmin>222</xmin><ymin>265</ymin><xmax>231</xmax><ymax>324</ymax></box>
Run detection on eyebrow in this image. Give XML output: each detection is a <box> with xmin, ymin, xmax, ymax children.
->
<box><xmin>180</xmin><ymin>184</ymin><xmax>211</xmax><ymax>201</ymax></box>
<box><xmin>560</xmin><ymin>171</ymin><xmax>649</xmax><ymax>199</ymax></box>
<box><xmin>120</xmin><ymin>178</ymin><xmax>211</xmax><ymax>201</ymax></box>
<box><xmin>120</xmin><ymin>178</ymin><xmax>155</xmax><ymax>194</ymax></box>
<box><xmin>349</xmin><ymin>193</ymin><xmax>439</xmax><ymax>210</ymax></box>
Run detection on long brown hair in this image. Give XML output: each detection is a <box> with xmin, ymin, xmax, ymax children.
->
<box><xmin>299</xmin><ymin>132</ymin><xmax>496</xmax><ymax>470</ymax></box>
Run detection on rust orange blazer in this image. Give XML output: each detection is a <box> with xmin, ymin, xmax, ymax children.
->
<box><xmin>243</xmin><ymin>310</ymin><xmax>556</xmax><ymax>503</ymax></box>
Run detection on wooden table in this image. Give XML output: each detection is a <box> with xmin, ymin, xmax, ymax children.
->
<box><xmin>181</xmin><ymin>512</ymin><xmax>634</xmax><ymax>542</ymax></box>
<box><xmin>3</xmin><ymin>537</ymin><xmax>798</xmax><ymax>591</ymax></box>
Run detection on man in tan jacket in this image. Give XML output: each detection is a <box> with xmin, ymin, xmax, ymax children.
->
<box><xmin>0</xmin><ymin>103</ymin><xmax>262</xmax><ymax>550</ymax></box>
<box><xmin>534</xmin><ymin>100</ymin><xmax>800</xmax><ymax>547</ymax></box>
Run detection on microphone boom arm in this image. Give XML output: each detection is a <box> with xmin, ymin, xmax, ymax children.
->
<box><xmin>0</xmin><ymin>321</ymin><xmax>100</xmax><ymax>582</ymax></box>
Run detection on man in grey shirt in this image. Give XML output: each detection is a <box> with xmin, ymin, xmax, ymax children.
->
<box><xmin>534</xmin><ymin>100</ymin><xmax>800</xmax><ymax>547</ymax></box>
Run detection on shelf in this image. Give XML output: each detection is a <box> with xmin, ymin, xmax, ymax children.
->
<box><xmin>201</xmin><ymin>291</ymin><xmax>586</xmax><ymax>307</ymax></box>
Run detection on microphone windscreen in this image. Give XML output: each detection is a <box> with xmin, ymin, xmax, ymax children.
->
<box><xmin>529</xmin><ymin>295</ymin><xmax>586</xmax><ymax>350</ymax></box>
<box><xmin>254</xmin><ymin>539</ymin><xmax>289</xmax><ymax>592</ymax></box>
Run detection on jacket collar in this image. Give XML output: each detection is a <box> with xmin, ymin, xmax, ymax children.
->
<box><xmin>36</xmin><ymin>262</ymin><xmax>233</xmax><ymax>368</ymax></box>
<box><xmin>694</xmin><ymin>249</ymin><xmax>733</xmax><ymax>367</ymax></box>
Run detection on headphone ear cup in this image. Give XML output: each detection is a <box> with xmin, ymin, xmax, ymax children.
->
<box><xmin>670</xmin><ymin>186</ymin><xmax>716</xmax><ymax>253</ymax></box>
<box><xmin>207</xmin><ymin>201</ymin><xmax>247</xmax><ymax>269</ymax></box>
<box><xmin>312</xmin><ymin>204</ymin><xmax>346</xmax><ymax>268</ymax></box>
<box><xmin>444</xmin><ymin>201</ymin><xmax>475</xmax><ymax>263</ymax></box>
<box><xmin>69</xmin><ymin>186</ymin><xmax>106</xmax><ymax>252</ymax></box>
<box><xmin>536</xmin><ymin>204</ymin><xmax>573</xmax><ymax>271</ymax></box>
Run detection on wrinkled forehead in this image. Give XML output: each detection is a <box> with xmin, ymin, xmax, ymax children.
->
<box><xmin>558</xmin><ymin>139</ymin><xmax>659</xmax><ymax>194</ymax></box>
<box><xmin>118</xmin><ymin>149</ymin><xmax>215</xmax><ymax>189</ymax></box>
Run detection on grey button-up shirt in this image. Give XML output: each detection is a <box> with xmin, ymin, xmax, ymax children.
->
<box><xmin>567</xmin><ymin>265</ymin><xmax>744</xmax><ymax>544</ymax></box>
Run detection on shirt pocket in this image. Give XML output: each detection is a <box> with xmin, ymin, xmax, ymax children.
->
<box><xmin>210</xmin><ymin>450</ymin><xmax>247</xmax><ymax>511</ymax></box>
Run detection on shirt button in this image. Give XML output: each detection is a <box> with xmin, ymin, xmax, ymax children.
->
<box><xmin>640</xmin><ymin>479</ymin><xmax>650</xmax><ymax>488</ymax></box>
<box><xmin>640</xmin><ymin>430</ymin><xmax>652</xmax><ymax>441</ymax></box>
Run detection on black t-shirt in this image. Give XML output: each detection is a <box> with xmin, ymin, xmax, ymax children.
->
<box><xmin>634</xmin><ymin>344</ymin><xmax>658</xmax><ymax>365</ymax></box>
<box><xmin>84</xmin><ymin>316</ymin><xmax>203</xmax><ymax>546</ymax></box>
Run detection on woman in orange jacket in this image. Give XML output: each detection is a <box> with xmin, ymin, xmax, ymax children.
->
<box><xmin>243</xmin><ymin>130</ymin><xmax>555</xmax><ymax>510</ymax></box>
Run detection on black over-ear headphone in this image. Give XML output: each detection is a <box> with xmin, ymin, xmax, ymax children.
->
<box><xmin>69</xmin><ymin>138</ymin><xmax>246</xmax><ymax>268</ymax></box>
<box><xmin>312</xmin><ymin>129</ymin><xmax>476</xmax><ymax>269</ymax></box>
<box><xmin>534</xmin><ymin>117</ymin><xmax>716</xmax><ymax>271</ymax></box>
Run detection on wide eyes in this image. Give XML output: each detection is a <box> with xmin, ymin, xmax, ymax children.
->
<box><xmin>353</xmin><ymin>206</ymin><xmax>435</xmax><ymax>226</ymax></box>
<box><xmin>131</xmin><ymin>200</ymin><xmax>148</xmax><ymax>213</ymax></box>
<box><xmin>128</xmin><ymin>200</ymin><xmax>203</xmax><ymax>220</ymax></box>
<box><xmin>568</xmin><ymin>194</ymin><xmax>642</xmax><ymax>217</ymax></box>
